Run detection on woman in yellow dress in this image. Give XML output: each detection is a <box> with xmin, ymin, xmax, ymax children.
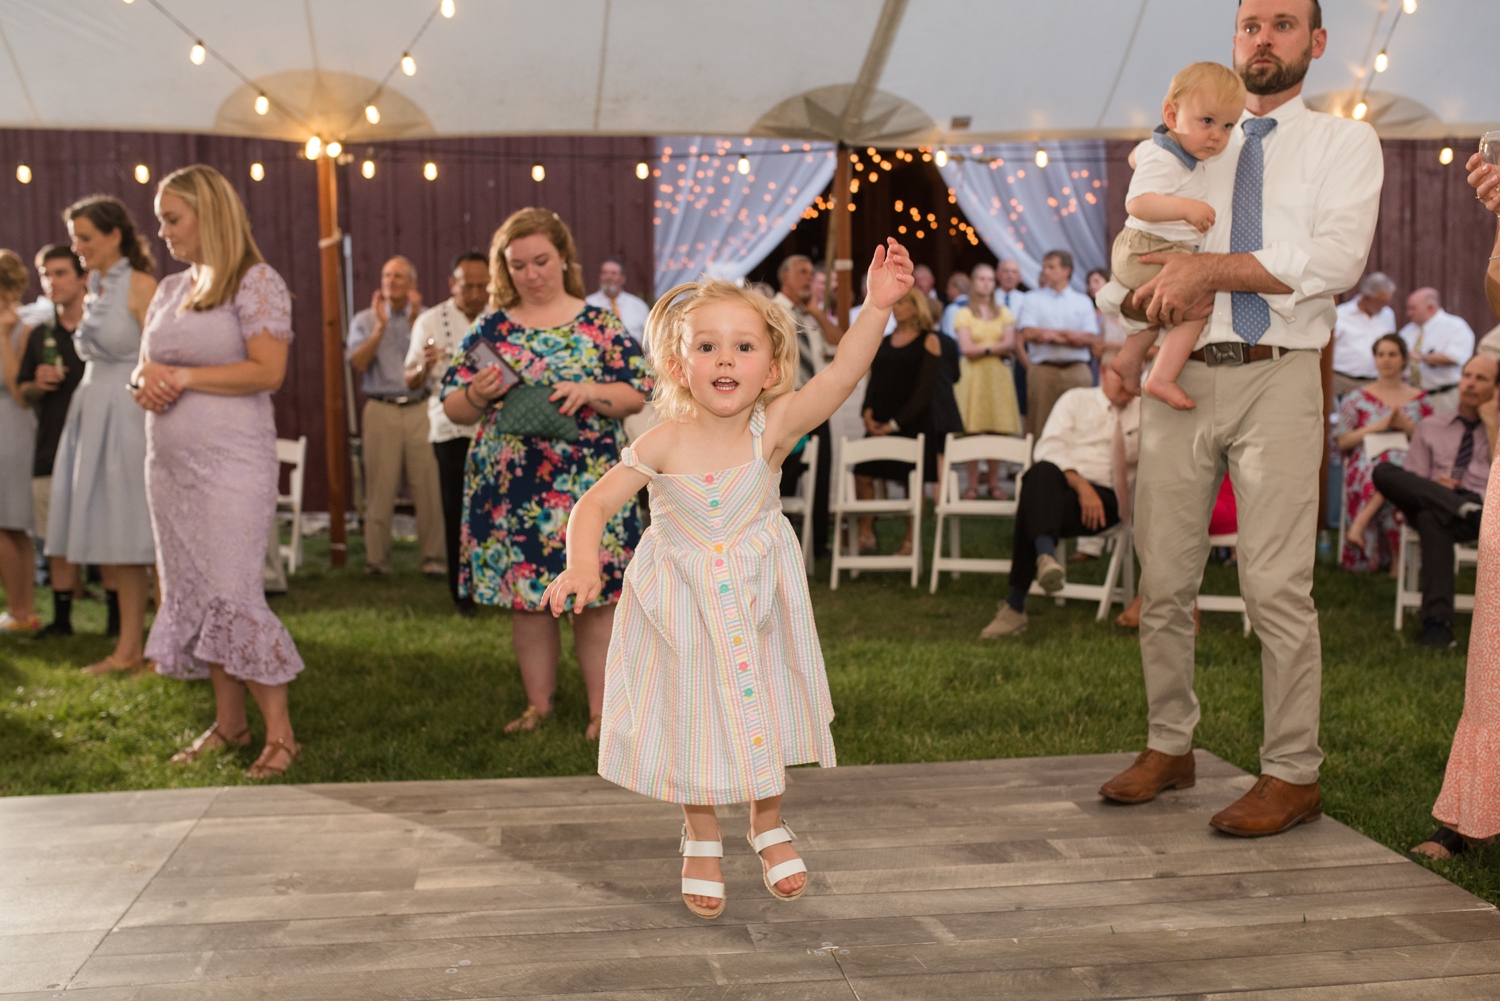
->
<box><xmin>951</xmin><ymin>263</ymin><xmax>1021</xmax><ymax>499</ymax></box>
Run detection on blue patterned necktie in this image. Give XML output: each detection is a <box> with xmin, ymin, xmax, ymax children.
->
<box><xmin>1230</xmin><ymin>117</ymin><xmax>1278</xmax><ymax>344</ymax></box>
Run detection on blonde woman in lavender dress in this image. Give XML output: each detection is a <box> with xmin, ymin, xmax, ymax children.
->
<box><xmin>132</xmin><ymin>165</ymin><xmax>304</xmax><ymax>779</ymax></box>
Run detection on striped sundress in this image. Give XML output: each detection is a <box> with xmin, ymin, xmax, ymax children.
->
<box><xmin>597</xmin><ymin>405</ymin><xmax>836</xmax><ymax>805</ymax></box>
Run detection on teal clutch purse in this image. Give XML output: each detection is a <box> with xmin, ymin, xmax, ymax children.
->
<box><xmin>492</xmin><ymin>384</ymin><xmax>579</xmax><ymax>441</ymax></box>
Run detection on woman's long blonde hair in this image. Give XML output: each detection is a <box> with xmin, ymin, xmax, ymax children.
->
<box><xmin>645</xmin><ymin>278</ymin><xmax>799</xmax><ymax>422</ymax></box>
<box><xmin>157</xmin><ymin>164</ymin><xmax>264</xmax><ymax>311</ymax></box>
<box><xmin>487</xmin><ymin>207</ymin><xmax>586</xmax><ymax>311</ymax></box>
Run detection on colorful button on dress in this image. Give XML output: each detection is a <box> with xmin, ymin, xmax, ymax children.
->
<box><xmin>597</xmin><ymin>405</ymin><xmax>836</xmax><ymax>805</ymax></box>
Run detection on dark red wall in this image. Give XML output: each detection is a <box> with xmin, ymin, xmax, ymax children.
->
<box><xmin>0</xmin><ymin>130</ymin><xmax>654</xmax><ymax>510</ymax></box>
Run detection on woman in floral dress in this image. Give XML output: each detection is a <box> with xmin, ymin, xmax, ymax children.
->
<box><xmin>442</xmin><ymin>209</ymin><xmax>649</xmax><ymax>739</ymax></box>
<box><xmin>1334</xmin><ymin>333</ymin><xmax>1431</xmax><ymax>572</ymax></box>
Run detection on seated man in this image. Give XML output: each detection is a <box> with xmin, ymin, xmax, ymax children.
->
<box><xmin>981</xmin><ymin>367</ymin><xmax>1139</xmax><ymax>638</ymax></box>
<box><xmin>1372</xmin><ymin>355</ymin><xmax>1499</xmax><ymax>648</ymax></box>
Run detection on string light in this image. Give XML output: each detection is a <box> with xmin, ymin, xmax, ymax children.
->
<box><xmin>1402</xmin><ymin>0</ymin><xmax>1416</xmax><ymax>12</ymax></box>
<box><xmin>401</xmin><ymin>53</ymin><xmax>416</xmax><ymax>76</ymax></box>
<box><xmin>305</xmin><ymin>136</ymin><xmax>322</xmax><ymax>159</ymax></box>
<box><xmin>254</xmin><ymin>93</ymin><xmax>269</xmax><ymax>115</ymax></box>
<box><xmin>250</xmin><ymin>162</ymin><xmax>265</xmax><ymax>181</ymax></box>
<box><xmin>849</xmin><ymin>178</ymin><xmax>860</xmax><ymax>193</ymax></box>
<box><xmin>1352</xmin><ymin>101</ymin><xmax>1368</xmax><ymax>120</ymax></box>
<box><xmin>737</xmin><ymin>155</ymin><xmax>750</xmax><ymax>174</ymax></box>
<box><xmin>1035</xmin><ymin>149</ymin><xmax>1049</xmax><ymax>168</ymax></box>
<box><xmin>933</xmin><ymin>149</ymin><xmax>948</xmax><ymax>167</ymax></box>
<box><xmin>362</xmin><ymin>159</ymin><xmax>377</xmax><ymax>179</ymax></box>
<box><xmin>635</xmin><ymin>161</ymin><xmax>649</xmax><ymax>179</ymax></box>
<box><xmin>440</xmin><ymin>0</ymin><xmax>455</xmax><ymax>16</ymax></box>
<box><xmin>189</xmin><ymin>41</ymin><xmax>206</xmax><ymax>65</ymax></box>
<box><xmin>531</xmin><ymin>163</ymin><xmax>546</xmax><ymax>182</ymax></box>
<box><xmin>365</xmin><ymin>104</ymin><xmax>380</xmax><ymax>125</ymax></box>
<box><xmin>1439</xmin><ymin>146</ymin><xmax>1454</xmax><ymax>165</ymax></box>
<box><xmin>16</xmin><ymin>164</ymin><xmax>31</xmax><ymax>184</ymax></box>
<box><xmin>134</xmin><ymin>164</ymin><xmax>150</xmax><ymax>184</ymax></box>
<box><xmin>325</xmin><ymin>141</ymin><xmax>343</xmax><ymax>159</ymax></box>
<box><xmin>1374</xmin><ymin>51</ymin><xmax>1389</xmax><ymax>73</ymax></box>
<box><xmin>424</xmin><ymin>161</ymin><xmax>438</xmax><ymax>181</ymax></box>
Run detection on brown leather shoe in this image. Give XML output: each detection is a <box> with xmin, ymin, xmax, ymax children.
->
<box><xmin>1099</xmin><ymin>749</ymin><xmax>1196</xmax><ymax>804</ymax></box>
<box><xmin>1209</xmin><ymin>775</ymin><xmax>1321</xmax><ymax>837</ymax></box>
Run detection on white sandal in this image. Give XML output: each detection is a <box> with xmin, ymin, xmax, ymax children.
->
<box><xmin>748</xmin><ymin>820</ymin><xmax>808</xmax><ymax>901</ymax></box>
<box><xmin>679</xmin><ymin>825</ymin><xmax>726</xmax><ymax>919</ymax></box>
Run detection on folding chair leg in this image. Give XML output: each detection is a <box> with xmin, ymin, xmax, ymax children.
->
<box><xmin>830</xmin><ymin>513</ymin><xmax>843</xmax><ymax>591</ymax></box>
<box><xmin>949</xmin><ymin>517</ymin><xmax>961</xmax><ymax>580</ymax></box>
<box><xmin>1097</xmin><ymin>539</ymin><xmax>1125</xmax><ymax>621</ymax></box>
<box><xmin>929</xmin><ymin>512</ymin><xmax>944</xmax><ymax>594</ymax></box>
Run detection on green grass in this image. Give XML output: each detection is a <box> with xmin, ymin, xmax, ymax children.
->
<box><xmin>2</xmin><ymin>516</ymin><xmax>1496</xmax><ymax>905</ymax></box>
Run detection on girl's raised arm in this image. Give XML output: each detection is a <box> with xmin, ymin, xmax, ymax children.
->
<box><xmin>542</xmin><ymin>461</ymin><xmax>650</xmax><ymax>616</ymax></box>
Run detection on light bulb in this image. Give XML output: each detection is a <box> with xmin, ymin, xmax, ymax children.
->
<box><xmin>1035</xmin><ymin>149</ymin><xmax>1049</xmax><ymax>168</ymax></box>
<box><xmin>1439</xmin><ymin>146</ymin><xmax>1454</xmax><ymax>165</ymax></box>
<box><xmin>737</xmin><ymin>155</ymin><xmax>750</xmax><ymax>175</ymax></box>
<box><xmin>16</xmin><ymin>164</ymin><xmax>31</xmax><ymax>184</ymax></box>
<box><xmin>849</xmin><ymin>178</ymin><xmax>859</xmax><ymax>193</ymax></box>
<box><xmin>933</xmin><ymin>149</ymin><xmax>948</xmax><ymax>167</ymax></box>
<box><xmin>424</xmin><ymin>161</ymin><xmax>438</xmax><ymax>181</ymax></box>
<box><xmin>635</xmin><ymin>161</ymin><xmax>649</xmax><ymax>179</ymax></box>
<box><xmin>440</xmin><ymin>0</ymin><xmax>455</xmax><ymax>16</ymax></box>
<box><xmin>1374</xmin><ymin>51</ymin><xmax>1389</xmax><ymax>73</ymax></box>
<box><xmin>249</xmin><ymin>162</ymin><xmax>265</xmax><ymax>181</ymax></box>
<box><xmin>325</xmin><ymin>141</ymin><xmax>342</xmax><ymax>159</ymax></box>
<box><xmin>190</xmin><ymin>42</ymin><xmax>205</xmax><ymax>65</ymax></box>
<box><xmin>401</xmin><ymin>53</ymin><xmax>416</xmax><ymax>76</ymax></box>
<box><xmin>1403</xmin><ymin>0</ymin><xmax>1416</xmax><ymax>13</ymax></box>
<box><xmin>531</xmin><ymin>163</ymin><xmax>545</xmax><ymax>182</ymax></box>
<box><xmin>134</xmin><ymin>163</ymin><xmax>150</xmax><ymax>184</ymax></box>
<box><xmin>362</xmin><ymin>159</ymin><xmax>377</xmax><ymax>179</ymax></box>
<box><xmin>254</xmin><ymin>93</ymin><xmax>269</xmax><ymax>115</ymax></box>
<box><xmin>305</xmin><ymin>136</ymin><xmax>322</xmax><ymax>159</ymax></box>
<box><xmin>1352</xmin><ymin>101</ymin><xmax>1368</xmax><ymax>120</ymax></box>
<box><xmin>365</xmin><ymin>104</ymin><xmax>380</xmax><ymax>125</ymax></box>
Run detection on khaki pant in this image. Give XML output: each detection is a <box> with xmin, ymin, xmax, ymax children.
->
<box><xmin>31</xmin><ymin>477</ymin><xmax>50</xmax><ymax>540</ymax></box>
<box><xmin>1026</xmin><ymin>362</ymin><xmax>1093</xmax><ymax>440</ymax></box>
<box><xmin>1332</xmin><ymin>372</ymin><xmax>1372</xmax><ymax>399</ymax></box>
<box><xmin>1111</xmin><ymin>227</ymin><xmax>1198</xmax><ymax>291</ymax></box>
<box><xmin>362</xmin><ymin>398</ymin><xmax>446</xmax><ymax>574</ymax></box>
<box><xmin>1135</xmin><ymin>349</ymin><xmax>1325</xmax><ymax>784</ymax></box>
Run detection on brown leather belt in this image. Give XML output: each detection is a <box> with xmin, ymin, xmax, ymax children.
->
<box><xmin>1187</xmin><ymin>343</ymin><xmax>1305</xmax><ymax>367</ymax></box>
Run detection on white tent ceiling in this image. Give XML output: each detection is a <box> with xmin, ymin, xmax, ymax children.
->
<box><xmin>2</xmin><ymin>0</ymin><xmax>1496</xmax><ymax>144</ymax></box>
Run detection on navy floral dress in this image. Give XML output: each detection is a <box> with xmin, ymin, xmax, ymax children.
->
<box><xmin>441</xmin><ymin>305</ymin><xmax>651</xmax><ymax>610</ymax></box>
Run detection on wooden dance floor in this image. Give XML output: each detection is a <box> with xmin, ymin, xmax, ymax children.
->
<box><xmin>7</xmin><ymin>752</ymin><xmax>1500</xmax><ymax>999</ymax></box>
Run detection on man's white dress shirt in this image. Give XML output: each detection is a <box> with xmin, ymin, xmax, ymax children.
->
<box><xmin>585</xmin><ymin>289</ymin><xmax>650</xmax><ymax>350</ymax></box>
<box><xmin>1400</xmin><ymin>309</ymin><xmax>1475</xmax><ymax>391</ymax></box>
<box><xmin>406</xmin><ymin>298</ymin><xmax>479</xmax><ymax>444</ymax></box>
<box><xmin>1197</xmin><ymin>97</ymin><xmax>1384</xmax><ymax>351</ymax></box>
<box><xmin>1332</xmin><ymin>298</ymin><xmax>1397</xmax><ymax>379</ymax></box>
<box><xmin>774</xmin><ymin>291</ymin><xmax>830</xmax><ymax>388</ymax></box>
<box><xmin>1015</xmin><ymin>286</ymin><xmax>1099</xmax><ymax>364</ymax></box>
<box><xmin>1033</xmin><ymin>386</ymin><xmax>1140</xmax><ymax>491</ymax></box>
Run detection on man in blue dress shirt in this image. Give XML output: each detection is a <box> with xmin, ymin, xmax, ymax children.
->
<box><xmin>1014</xmin><ymin>250</ymin><xmax>1100</xmax><ymax>438</ymax></box>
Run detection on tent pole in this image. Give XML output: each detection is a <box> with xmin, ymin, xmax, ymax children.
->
<box><xmin>834</xmin><ymin>144</ymin><xmax>852</xmax><ymax>332</ymax></box>
<box><xmin>317</xmin><ymin>156</ymin><xmax>349</xmax><ymax>569</ymax></box>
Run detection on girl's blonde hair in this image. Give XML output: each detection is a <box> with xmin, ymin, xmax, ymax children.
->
<box><xmin>1165</xmin><ymin>61</ymin><xmax>1246</xmax><ymax>110</ymax></box>
<box><xmin>645</xmin><ymin>278</ymin><xmax>799</xmax><ymax>422</ymax></box>
<box><xmin>157</xmin><ymin>164</ymin><xmax>264</xmax><ymax>311</ymax></box>
<box><xmin>488</xmin><ymin>207</ymin><xmax>586</xmax><ymax>310</ymax></box>
<box><xmin>0</xmin><ymin>249</ymin><xmax>27</xmax><ymax>304</ymax></box>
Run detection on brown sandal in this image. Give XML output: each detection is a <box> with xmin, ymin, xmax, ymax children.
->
<box><xmin>170</xmin><ymin>721</ymin><xmax>251</xmax><ymax>764</ymax></box>
<box><xmin>248</xmin><ymin>738</ymin><xmax>302</xmax><ymax>779</ymax></box>
<box><xmin>504</xmin><ymin>705</ymin><xmax>549</xmax><ymax>733</ymax></box>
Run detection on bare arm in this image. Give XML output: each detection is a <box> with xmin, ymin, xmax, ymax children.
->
<box><xmin>1063</xmin><ymin>469</ymin><xmax>1107</xmax><ymax>531</ymax></box>
<box><xmin>172</xmin><ymin>334</ymin><xmax>289</xmax><ymax>395</ymax></box>
<box><xmin>127</xmin><ymin>271</ymin><xmax>157</xmax><ymax>329</ymax></box>
<box><xmin>1126</xmin><ymin>193</ymin><xmax>1215</xmax><ymax>232</ymax></box>
<box><xmin>349</xmin><ymin>321</ymin><xmax>384</xmax><ymax>374</ymax></box>
<box><xmin>542</xmin><ymin>461</ymin><xmax>651</xmax><ymax>615</ymax></box>
<box><xmin>955</xmin><ymin>323</ymin><xmax>986</xmax><ymax>360</ymax></box>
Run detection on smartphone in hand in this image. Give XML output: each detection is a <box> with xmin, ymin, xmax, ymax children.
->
<box><xmin>465</xmin><ymin>340</ymin><xmax>522</xmax><ymax>392</ymax></box>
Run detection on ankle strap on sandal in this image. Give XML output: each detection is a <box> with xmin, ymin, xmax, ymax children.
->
<box><xmin>750</xmin><ymin>820</ymin><xmax>796</xmax><ymax>853</ymax></box>
<box><xmin>679</xmin><ymin>824</ymin><xmax>724</xmax><ymax>857</ymax></box>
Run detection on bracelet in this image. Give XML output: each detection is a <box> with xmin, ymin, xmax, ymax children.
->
<box><xmin>464</xmin><ymin>383</ymin><xmax>492</xmax><ymax>410</ymax></box>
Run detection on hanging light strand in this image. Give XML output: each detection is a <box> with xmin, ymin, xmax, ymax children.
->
<box><xmin>342</xmin><ymin>1</ymin><xmax>452</xmax><ymax>138</ymax></box>
<box><xmin>1350</xmin><ymin>2</ymin><xmax>1413</xmax><ymax>121</ymax></box>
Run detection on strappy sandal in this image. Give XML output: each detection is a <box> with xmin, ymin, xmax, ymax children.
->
<box><xmin>248</xmin><ymin>738</ymin><xmax>302</xmax><ymax>779</ymax></box>
<box><xmin>503</xmin><ymin>705</ymin><xmax>549</xmax><ymax>733</ymax></box>
<box><xmin>585</xmin><ymin>713</ymin><xmax>603</xmax><ymax>742</ymax></box>
<box><xmin>82</xmin><ymin>654</ymin><xmax>150</xmax><ymax>676</ymax></box>
<box><xmin>680</xmin><ymin>825</ymin><xmax>726</xmax><ymax>919</ymax></box>
<box><xmin>170</xmin><ymin>721</ymin><xmax>252</xmax><ymax>764</ymax></box>
<box><xmin>748</xmin><ymin>820</ymin><xmax>808</xmax><ymax>901</ymax></box>
<box><xmin>1411</xmin><ymin>827</ymin><xmax>1469</xmax><ymax>860</ymax></box>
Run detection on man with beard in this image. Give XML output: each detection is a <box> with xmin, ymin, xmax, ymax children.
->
<box><xmin>1099</xmin><ymin>0</ymin><xmax>1383</xmax><ymax>837</ymax></box>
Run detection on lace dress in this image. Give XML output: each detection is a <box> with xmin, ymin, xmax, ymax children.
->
<box><xmin>597</xmin><ymin>406</ymin><xmax>836</xmax><ymax>805</ymax></box>
<box><xmin>142</xmin><ymin>264</ymin><xmax>304</xmax><ymax>685</ymax></box>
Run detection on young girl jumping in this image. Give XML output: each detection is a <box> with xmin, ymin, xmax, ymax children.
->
<box><xmin>543</xmin><ymin>238</ymin><xmax>913</xmax><ymax>919</ymax></box>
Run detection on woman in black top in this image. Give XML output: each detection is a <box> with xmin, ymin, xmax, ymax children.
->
<box><xmin>854</xmin><ymin>288</ymin><xmax>964</xmax><ymax>553</ymax></box>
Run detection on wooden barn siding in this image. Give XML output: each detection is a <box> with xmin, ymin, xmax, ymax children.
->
<box><xmin>1104</xmin><ymin>137</ymin><xmax>1499</xmax><ymax>338</ymax></box>
<box><xmin>0</xmin><ymin>130</ymin><xmax>653</xmax><ymax>511</ymax></box>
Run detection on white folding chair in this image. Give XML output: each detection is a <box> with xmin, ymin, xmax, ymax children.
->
<box><xmin>275</xmin><ymin>436</ymin><xmax>308</xmax><ymax>574</ymax></box>
<box><xmin>929</xmin><ymin>433</ymin><xmax>1032</xmax><ymax>592</ymax></box>
<box><xmin>778</xmin><ymin>434</ymin><xmax>819</xmax><ymax>575</ymax></box>
<box><xmin>1395</xmin><ymin>524</ymin><xmax>1479</xmax><ymax>630</ymax></box>
<box><xmin>1030</xmin><ymin>522</ymin><xmax>1135</xmax><ymax>621</ymax></box>
<box><xmin>1197</xmin><ymin>532</ymin><xmax>1251</xmax><ymax>636</ymax></box>
<box><xmin>830</xmin><ymin>435</ymin><xmax>924</xmax><ymax>589</ymax></box>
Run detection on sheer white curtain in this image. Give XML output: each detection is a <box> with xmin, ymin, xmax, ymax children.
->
<box><xmin>653</xmin><ymin>137</ymin><xmax>837</xmax><ymax>296</ymax></box>
<box><xmin>936</xmin><ymin>140</ymin><xmax>1110</xmax><ymax>292</ymax></box>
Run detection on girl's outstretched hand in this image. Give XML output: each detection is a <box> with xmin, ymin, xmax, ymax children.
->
<box><xmin>865</xmin><ymin>237</ymin><xmax>915</xmax><ymax>310</ymax></box>
<box><xmin>541</xmin><ymin>567</ymin><xmax>603</xmax><ymax>617</ymax></box>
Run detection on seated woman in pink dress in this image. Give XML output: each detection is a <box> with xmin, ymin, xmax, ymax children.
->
<box><xmin>1334</xmin><ymin>333</ymin><xmax>1430</xmax><ymax>573</ymax></box>
<box><xmin>131</xmin><ymin>165</ymin><xmax>304</xmax><ymax>780</ymax></box>
<box><xmin>1411</xmin><ymin>155</ymin><xmax>1500</xmax><ymax>859</ymax></box>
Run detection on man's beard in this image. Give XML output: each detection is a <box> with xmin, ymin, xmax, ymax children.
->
<box><xmin>1238</xmin><ymin>42</ymin><xmax>1313</xmax><ymax>96</ymax></box>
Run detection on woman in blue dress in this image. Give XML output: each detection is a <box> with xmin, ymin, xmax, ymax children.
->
<box><xmin>443</xmin><ymin>208</ymin><xmax>650</xmax><ymax>740</ymax></box>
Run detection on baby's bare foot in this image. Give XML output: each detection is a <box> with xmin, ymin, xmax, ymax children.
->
<box><xmin>1145</xmin><ymin>376</ymin><xmax>1197</xmax><ymax>411</ymax></box>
